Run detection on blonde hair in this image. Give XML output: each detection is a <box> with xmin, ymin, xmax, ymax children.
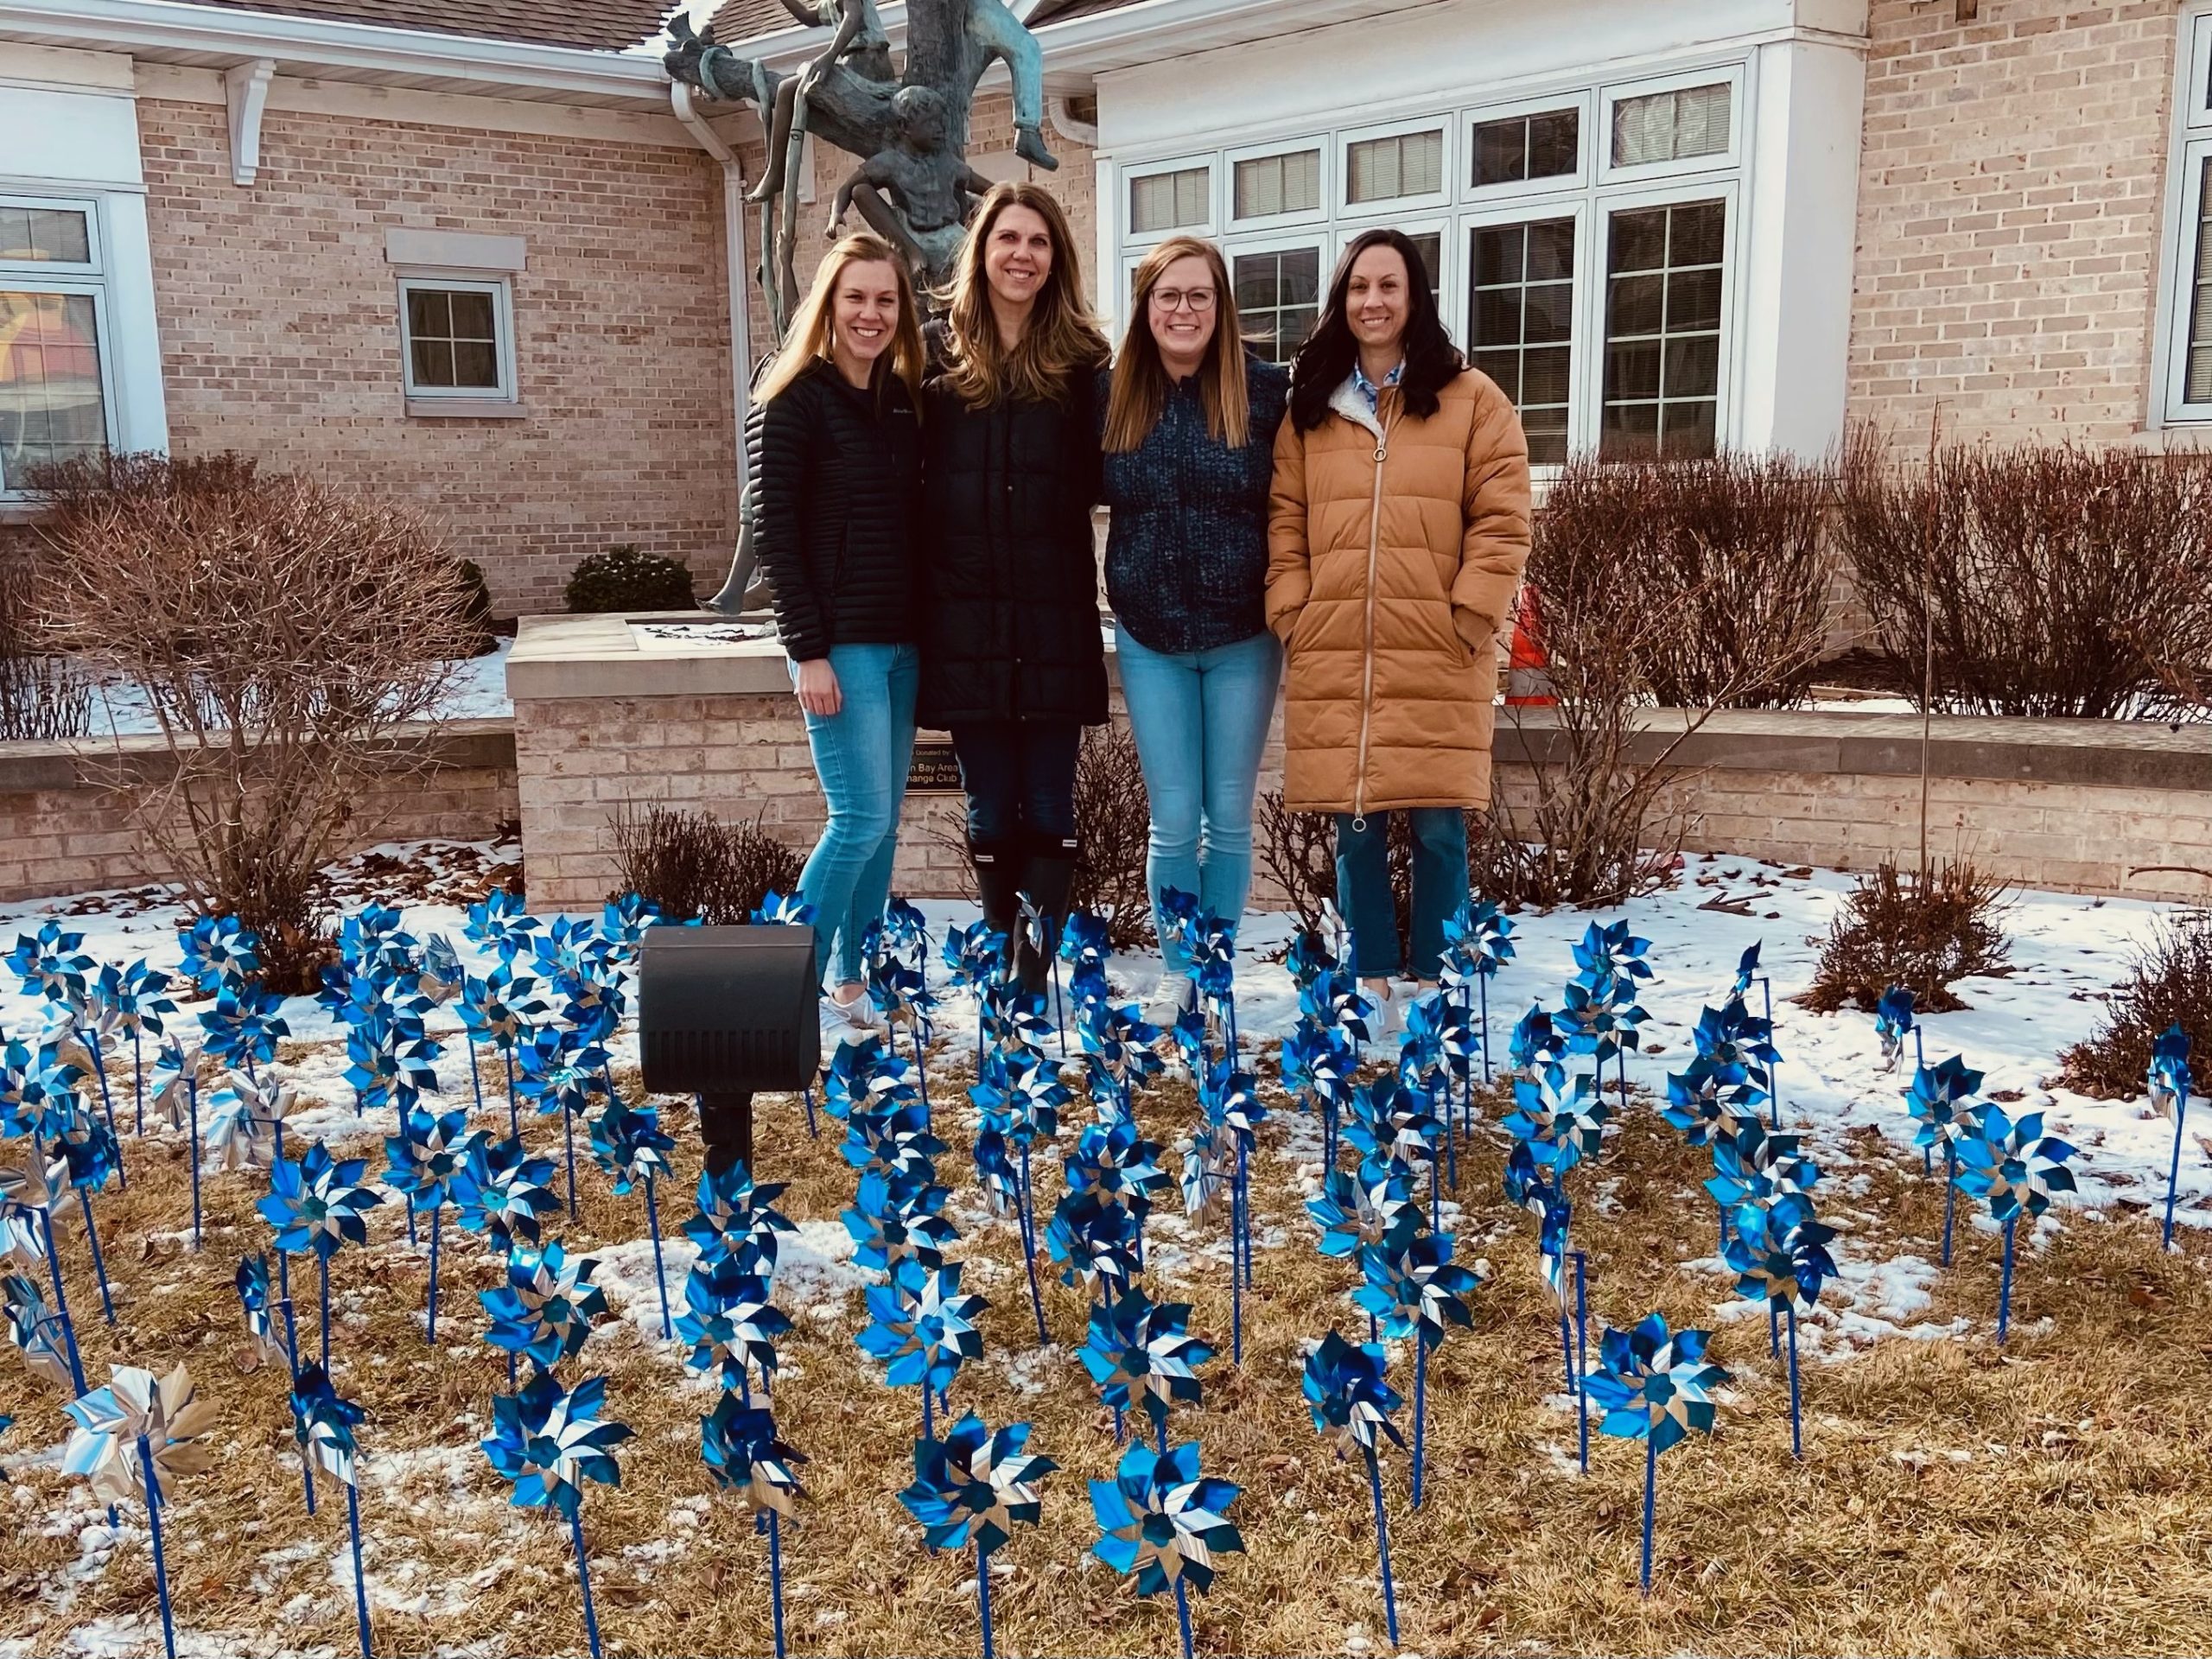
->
<box><xmin>1105</xmin><ymin>235</ymin><xmax>1250</xmax><ymax>454</ymax></box>
<box><xmin>757</xmin><ymin>232</ymin><xmax>925</xmax><ymax>407</ymax></box>
<box><xmin>938</xmin><ymin>181</ymin><xmax>1108</xmax><ymax>408</ymax></box>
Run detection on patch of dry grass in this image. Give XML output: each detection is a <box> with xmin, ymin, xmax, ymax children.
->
<box><xmin>6</xmin><ymin>1047</ymin><xmax>2212</xmax><ymax>1657</ymax></box>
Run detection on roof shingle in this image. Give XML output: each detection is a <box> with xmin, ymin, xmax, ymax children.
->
<box><xmin>706</xmin><ymin>0</ymin><xmax>804</xmax><ymax>42</ymax></box>
<box><xmin>195</xmin><ymin>0</ymin><xmax>679</xmax><ymax>53</ymax></box>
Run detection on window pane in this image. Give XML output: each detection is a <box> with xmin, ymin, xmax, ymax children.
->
<box><xmin>0</xmin><ymin>206</ymin><xmax>92</xmax><ymax>264</ymax></box>
<box><xmin>0</xmin><ymin>291</ymin><xmax>107</xmax><ymax>488</ymax></box>
<box><xmin>452</xmin><ymin>341</ymin><xmax>499</xmax><ymax>388</ymax></box>
<box><xmin>2187</xmin><ymin>158</ymin><xmax>2212</xmax><ymax>401</ymax></box>
<box><xmin>1466</xmin><ymin>217</ymin><xmax>1575</xmax><ymax>462</ymax></box>
<box><xmin>1233</xmin><ymin>247</ymin><xmax>1321</xmax><ymax>365</ymax></box>
<box><xmin>407</xmin><ymin>289</ymin><xmax>450</xmax><ymax>337</ymax></box>
<box><xmin>1347</xmin><ymin>130</ymin><xmax>1443</xmax><ymax>203</ymax></box>
<box><xmin>1408</xmin><ymin>232</ymin><xmax>1441</xmax><ymax>297</ymax></box>
<box><xmin>1130</xmin><ymin>167</ymin><xmax>1207</xmax><ymax>234</ymax></box>
<box><xmin>1611</xmin><ymin>82</ymin><xmax>1732</xmax><ymax>167</ymax></box>
<box><xmin>448</xmin><ymin>290</ymin><xmax>498</xmax><ymax>341</ymax></box>
<box><xmin>1471</xmin><ymin>107</ymin><xmax>1578</xmax><ymax>188</ymax></box>
<box><xmin>410</xmin><ymin>337</ymin><xmax>454</xmax><ymax>388</ymax></box>
<box><xmin>1234</xmin><ymin>149</ymin><xmax>1319</xmax><ymax>219</ymax></box>
<box><xmin>1602</xmin><ymin>199</ymin><xmax>1725</xmax><ymax>458</ymax></box>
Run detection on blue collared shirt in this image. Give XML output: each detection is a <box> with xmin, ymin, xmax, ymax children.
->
<box><xmin>1351</xmin><ymin>358</ymin><xmax>1403</xmax><ymax>414</ymax></box>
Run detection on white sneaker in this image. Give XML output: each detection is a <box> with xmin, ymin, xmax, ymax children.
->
<box><xmin>823</xmin><ymin>991</ymin><xmax>885</xmax><ymax>1035</ymax></box>
<box><xmin>1363</xmin><ymin>981</ymin><xmax>1401</xmax><ymax>1056</ymax></box>
<box><xmin>1142</xmin><ymin>974</ymin><xmax>1194</xmax><ymax>1029</ymax></box>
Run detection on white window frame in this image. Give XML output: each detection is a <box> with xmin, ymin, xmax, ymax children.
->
<box><xmin>1223</xmin><ymin>230</ymin><xmax>1331</xmax><ymax>365</ymax></box>
<box><xmin>1463</xmin><ymin>90</ymin><xmax>1595</xmax><ymax>204</ymax></box>
<box><xmin>1338</xmin><ymin>113</ymin><xmax>1453</xmax><ymax>216</ymax></box>
<box><xmin>1460</xmin><ymin>199</ymin><xmax>1592</xmax><ymax>459</ymax></box>
<box><xmin>1123</xmin><ymin>156</ymin><xmax>1216</xmax><ymax>245</ymax></box>
<box><xmin>0</xmin><ymin>192</ymin><xmax>119</xmax><ymax>499</ymax></box>
<box><xmin>1224</xmin><ymin>136</ymin><xmax>1330</xmax><ymax>231</ymax></box>
<box><xmin>1598</xmin><ymin>64</ymin><xmax>1744</xmax><ymax>185</ymax></box>
<box><xmin>2152</xmin><ymin>8</ymin><xmax>2212</xmax><ymax>426</ymax></box>
<box><xmin>1591</xmin><ymin>178</ymin><xmax>1740</xmax><ymax>461</ymax></box>
<box><xmin>395</xmin><ymin>272</ymin><xmax>518</xmax><ymax>404</ymax></box>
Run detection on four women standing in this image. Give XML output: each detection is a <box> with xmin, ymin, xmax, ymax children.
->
<box><xmin>759</xmin><ymin>210</ymin><xmax>1529</xmax><ymax>1021</ymax></box>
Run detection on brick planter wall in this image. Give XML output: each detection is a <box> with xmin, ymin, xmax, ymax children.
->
<box><xmin>511</xmin><ymin>614</ymin><xmax>2212</xmax><ymax>913</ymax></box>
<box><xmin>0</xmin><ymin>719</ymin><xmax>517</xmax><ymax>901</ymax></box>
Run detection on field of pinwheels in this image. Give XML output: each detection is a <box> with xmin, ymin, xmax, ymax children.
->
<box><xmin>3</xmin><ymin>837</ymin><xmax>2212</xmax><ymax>1658</ymax></box>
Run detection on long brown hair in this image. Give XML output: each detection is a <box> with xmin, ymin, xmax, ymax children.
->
<box><xmin>1105</xmin><ymin>235</ymin><xmax>1250</xmax><ymax>454</ymax></box>
<box><xmin>758</xmin><ymin>232</ymin><xmax>926</xmax><ymax>407</ymax></box>
<box><xmin>938</xmin><ymin>181</ymin><xmax>1107</xmax><ymax>408</ymax></box>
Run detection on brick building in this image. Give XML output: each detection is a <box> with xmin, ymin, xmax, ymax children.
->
<box><xmin>2</xmin><ymin>0</ymin><xmax>2209</xmax><ymax>616</ymax></box>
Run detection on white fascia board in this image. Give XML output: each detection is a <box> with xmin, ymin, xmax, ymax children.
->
<box><xmin>0</xmin><ymin>0</ymin><xmax>674</xmax><ymax>103</ymax></box>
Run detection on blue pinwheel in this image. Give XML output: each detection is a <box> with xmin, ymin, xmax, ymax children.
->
<box><xmin>257</xmin><ymin>1141</ymin><xmax>380</xmax><ymax>1365</ymax></box>
<box><xmin>1952</xmin><ymin>1103</ymin><xmax>2081</xmax><ymax>1343</ymax></box>
<box><xmin>1440</xmin><ymin>896</ymin><xmax>1514</xmax><ymax>1084</ymax></box>
<box><xmin>200</xmin><ymin>983</ymin><xmax>289</xmax><ymax>1082</ymax></box>
<box><xmin>93</xmin><ymin>958</ymin><xmax>175</xmax><ymax>1135</ymax></box>
<box><xmin>203</xmin><ymin>1069</ymin><xmax>295</xmax><ymax>1172</ymax></box>
<box><xmin>1352</xmin><ymin>1230</ymin><xmax>1478</xmax><ymax>1507</ymax></box>
<box><xmin>701</xmin><ymin>1396</ymin><xmax>806</xmax><ymax>1659</ymax></box>
<box><xmin>465</xmin><ymin>887</ymin><xmax>543</xmax><ymax>964</ymax></box>
<box><xmin>452</xmin><ymin>1134</ymin><xmax>562</xmax><ymax>1251</ymax></box>
<box><xmin>1090</xmin><ymin>1440</ymin><xmax>1244</xmax><ymax>1659</ymax></box>
<box><xmin>1905</xmin><ymin>1055</ymin><xmax>1983</xmax><ymax>1264</ymax></box>
<box><xmin>683</xmin><ymin>1164</ymin><xmax>795</xmax><ymax>1280</ymax></box>
<box><xmin>1504</xmin><ymin>1061</ymin><xmax>1611</xmax><ymax>1177</ymax></box>
<box><xmin>1308</xmin><ymin>1163</ymin><xmax>1419</xmax><ymax>1270</ymax></box>
<box><xmin>235</xmin><ymin>1250</ymin><xmax>292</xmax><ymax>1371</ymax></box>
<box><xmin>483</xmin><ymin>1239</ymin><xmax>610</xmax><ymax>1373</ymax></box>
<box><xmin>384</xmin><ymin>1105</ymin><xmax>481</xmax><ymax>1340</ymax></box>
<box><xmin>147</xmin><ymin>1036</ymin><xmax>206</xmax><ymax>1247</ymax></box>
<box><xmin>480</xmin><ymin>1371</ymin><xmax>632</xmax><ymax>1659</ymax></box>
<box><xmin>289</xmin><ymin>1362</ymin><xmax>374</xmax><ymax>1657</ymax></box>
<box><xmin>2151</xmin><ymin>1024</ymin><xmax>2195</xmax><ymax>1249</ymax></box>
<box><xmin>9</xmin><ymin>919</ymin><xmax>92</xmax><ymax>1004</ymax></box>
<box><xmin>1510</xmin><ymin>1001</ymin><xmax>1563</xmax><ymax>1073</ymax></box>
<box><xmin>1584</xmin><ymin>1313</ymin><xmax>1728</xmax><ymax>1593</ymax></box>
<box><xmin>1080</xmin><ymin>1287</ymin><xmax>1211</xmax><ymax>1449</ymax></box>
<box><xmin>589</xmin><ymin>1099</ymin><xmax>677</xmax><ymax>1335</ymax></box>
<box><xmin>751</xmin><ymin>890</ymin><xmax>816</xmax><ymax>929</ymax></box>
<box><xmin>1874</xmin><ymin>984</ymin><xmax>1920</xmax><ymax>1075</ymax></box>
<box><xmin>1303</xmin><ymin>1329</ymin><xmax>1405</xmax><ymax>1644</ymax></box>
<box><xmin>514</xmin><ymin>1025</ymin><xmax>607</xmax><ymax>1218</ymax></box>
<box><xmin>857</xmin><ymin>1256</ymin><xmax>985</xmax><ymax>1436</ymax></box>
<box><xmin>901</xmin><ymin>1414</ymin><xmax>1055</xmax><ymax>1659</ymax></box>
<box><xmin>1046</xmin><ymin>1191</ymin><xmax>1141</xmax><ymax>1297</ymax></box>
<box><xmin>179</xmin><ymin>913</ymin><xmax>259</xmax><ymax>994</ymax></box>
<box><xmin>842</xmin><ymin>1169</ymin><xmax>957</xmax><ymax>1274</ymax></box>
<box><xmin>458</xmin><ymin>965</ymin><xmax>549</xmax><ymax>1133</ymax></box>
<box><xmin>3</xmin><ymin>1269</ymin><xmax>76</xmax><ymax>1390</ymax></box>
<box><xmin>1724</xmin><ymin>1194</ymin><xmax>1837</xmax><ymax>1457</ymax></box>
<box><xmin>677</xmin><ymin>1254</ymin><xmax>791</xmax><ymax>1395</ymax></box>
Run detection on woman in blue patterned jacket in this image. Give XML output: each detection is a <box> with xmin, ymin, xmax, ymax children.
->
<box><xmin>1096</xmin><ymin>235</ymin><xmax>1292</xmax><ymax>1021</ymax></box>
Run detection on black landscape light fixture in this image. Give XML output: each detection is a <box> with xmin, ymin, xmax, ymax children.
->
<box><xmin>639</xmin><ymin>925</ymin><xmax>822</xmax><ymax>1173</ymax></box>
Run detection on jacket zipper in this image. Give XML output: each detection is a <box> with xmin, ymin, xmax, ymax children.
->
<box><xmin>1352</xmin><ymin>399</ymin><xmax>1398</xmax><ymax>823</ymax></box>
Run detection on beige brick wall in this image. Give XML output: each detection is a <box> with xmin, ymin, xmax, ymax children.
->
<box><xmin>0</xmin><ymin>721</ymin><xmax>518</xmax><ymax>901</ymax></box>
<box><xmin>137</xmin><ymin>98</ymin><xmax>741</xmax><ymax>618</ymax></box>
<box><xmin>1847</xmin><ymin>0</ymin><xmax>2184</xmax><ymax>448</ymax></box>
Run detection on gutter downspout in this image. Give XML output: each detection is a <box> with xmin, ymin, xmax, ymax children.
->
<box><xmin>672</xmin><ymin>82</ymin><xmax>753</xmax><ymax>505</ymax></box>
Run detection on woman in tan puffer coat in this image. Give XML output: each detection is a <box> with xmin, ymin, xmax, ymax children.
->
<box><xmin>1267</xmin><ymin>227</ymin><xmax>1531</xmax><ymax>1030</ymax></box>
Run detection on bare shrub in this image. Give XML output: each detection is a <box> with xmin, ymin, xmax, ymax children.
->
<box><xmin>31</xmin><ymin>454</ymin><xmax>474</xmax><ymax>991</ymax></box>
<box><xmin>610</xmin><ymin>804</ymin><xmax>803</xmax><ymax>925</ymax></box>
<box><xmin>1477</xmin><ymin>454</ymin><xmax>1827</xmax><ymax>909</ymax></box>
<box><xmin>1257</xmin><ymin>791</ymin><xmax>1333</xmax><ymax>936</ymax></box>
<box><xmin>1561</xmin><ymin>453</ymin><xmax>1834</xmax><ymax>709</ymax></box>
<box><xmin>1803</xmin><ymin>858</ymin><xmax>2012</xmax><ymax>1014</ymax></box>
<box><xmin>1835</xmin><ymin>440</ymin><xmax>2212</xmax><ymax>719</ymax></box>
<box><xmin>0</xmin><ymin>547</ymin><xmax>87</xmax><ymax>741</ymax></box>
<box><xmin>1070</xmin><ymin>724</ymin><xmax>1154</xmax><ymax>950</ymax></box>
<box><xmin>2057</xmin><ymin>910</ymin><xmax>2212</xmax><ymax>1098</ymax></box>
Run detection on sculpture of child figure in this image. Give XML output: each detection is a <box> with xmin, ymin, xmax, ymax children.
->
<box><xmin>827</xmin><ymin>84</ymin><xmax>995</xmax><ymax>277</ymax></box>
<box><xmin>748</xmin><ymin>0</ymin><xmax>895</xmax><ymax>205</ymax></box>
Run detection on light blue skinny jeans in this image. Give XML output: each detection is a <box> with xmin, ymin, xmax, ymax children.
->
<box><xmin>789</xmin><ymin>642</ymin><xmax>919</xmax><ymax>988</ymax></box>
<box><xmin>1114</xmin><ymin>621</ymin><xmax>1282</xmax><ymax>971</ymax></box>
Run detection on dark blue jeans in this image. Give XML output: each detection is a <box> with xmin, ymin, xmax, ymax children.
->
<box><xmin>1335</xmin><ymin>809</ymin><xmax>1469</xmax><ymax>980</ymax></box>
<box><xmin>949</xmin><ymin>721</ymin><xmax>1082</xmax><ymax>849</ymax></box>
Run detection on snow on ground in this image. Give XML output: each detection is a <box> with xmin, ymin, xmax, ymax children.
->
<box><xmin>81</xmin><ymin>641</ymin><xmax>512</xmax><ymax>736</ymax></box>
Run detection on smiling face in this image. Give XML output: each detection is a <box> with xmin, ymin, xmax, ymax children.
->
<box><xmin>1344</xmin><ymin>242</ymin><xmax>1412</xmax><ymax>359</ymax></box>
<box><xmin>1147</xmin><ymin>252</ymin><xmax>1218</xmax><ymax>373</ymax></box>
<box><xmin>983</xmin><ymin>203</ymin><xmax>1055</xmax><ymax>313</ymax></box>
<box><xmin>831</xmin><ymin>257</ymin><xmax>902</xmax><ymax>369</ymax></box>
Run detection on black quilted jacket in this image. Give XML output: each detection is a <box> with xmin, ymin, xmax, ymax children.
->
<box><xmin>916</xmin><ymin>372</ymin><xmax>1107</xmax><ymax>727</ymax></box>
<box><xmin>753</xmin><ymin>356</ymin><xmax>922</xmax><ymax>663</ymax></box>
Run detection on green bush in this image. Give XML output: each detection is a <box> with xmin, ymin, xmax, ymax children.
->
<box><xmin>564</xmin><ymin>544</ymin><xmax>696</xmax><ymax>614</ymax></box>
<box><xmin>453</xmin><ymin>558</ymin><xmax>498</xmax><ymax>656</ymax></box>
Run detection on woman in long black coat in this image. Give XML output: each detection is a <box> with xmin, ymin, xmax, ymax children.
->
<box><xmin>919</xmin><ymin>180</ymin><xmax>1109</xmax><ymax>989</ymax></box>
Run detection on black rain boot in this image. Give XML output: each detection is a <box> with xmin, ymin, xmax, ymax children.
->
<box><xmin>969</xmin><ymin>835</ymin><xmax>1027</xmax><ymax>982</ymax></box>
<box><xmin>1016</xmin><ymin>833</ymin><xmax>1081</xmax><ymax>998</ymax></box>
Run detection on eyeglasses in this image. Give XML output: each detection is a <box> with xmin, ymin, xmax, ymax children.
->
<box><xmin>1150</xmin><ymin>287</ymin><xmax>1217</xmax><ymax>313</ymax></box>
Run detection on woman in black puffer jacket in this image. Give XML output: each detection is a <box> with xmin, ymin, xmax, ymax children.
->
<box><xmin>918</xmin><ymin>181</ymin><xmax>1109</xmax><ymax>989</ymax></box>
<box><xmin>753</xmin><ymin>232</ymin><xmax>927</xmax><ymax>1042</ymax></box>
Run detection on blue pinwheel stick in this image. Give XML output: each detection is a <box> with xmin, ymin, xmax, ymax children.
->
<box><xmin>1585</xmin><ymin>1314</ymin><xmax>1727</xmax><ymax>1594</ymax></box>
<box><xmin>702</xmin><ymin>1395</ymin><xmax>806</xmax><ymax>1659</ymax></box>
<box><xmin>2152</xmin><ymin>1024</ymin><xmax>2194</xmax><ymax>1250</ymax></box>
<box><xmin>481</xmin><ymin>1372</ymin><xmax>632</xmax><ymax>1659</ymax></box>
<box><xmin>1304</xmin><ymin>1330</ymin><xmax>1405</xmax><ymax>1645</ymax></box>
<box><xmin>1951</xmin><ymin>1103</ymin><xmax>2080</xmax><ymax>1343</ymax></box>
<box><xmin>291</xmin><ymin>1363</ymin><xmax>372</xmax><ymax>1659</ymax></box>
<box><xmin>901</xmin><ymin>1414</ymin><xmax>1055</xmax><ymax>1659</ymax></box>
